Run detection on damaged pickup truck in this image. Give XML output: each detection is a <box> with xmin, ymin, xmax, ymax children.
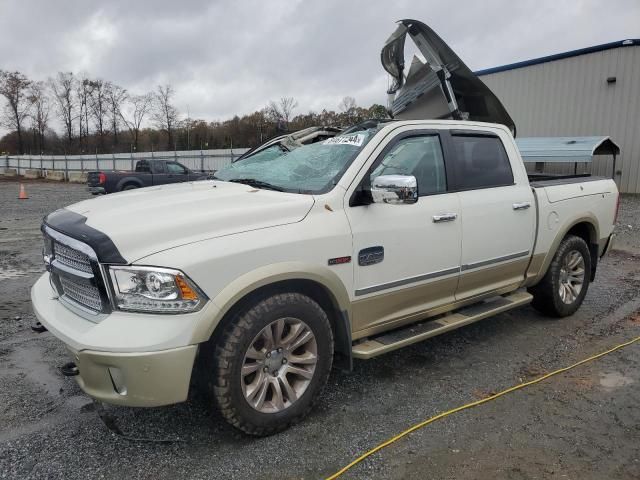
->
<box><xmin>31</xmin><ymin>19</ymin><xmax>619</xmax><ymax>435</ymax></box>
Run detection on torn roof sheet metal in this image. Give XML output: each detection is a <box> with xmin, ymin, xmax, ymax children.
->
<box><xmin>515</xmin><ymin>136</ymin><xmax>621</xmax><ymax>163</ymax></box>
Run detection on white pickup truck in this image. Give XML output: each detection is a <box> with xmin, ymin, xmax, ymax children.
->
<box><xmin>31</xmin><ymin>20</ymin><xmax>619</xmax><ymax>436</ymax></box>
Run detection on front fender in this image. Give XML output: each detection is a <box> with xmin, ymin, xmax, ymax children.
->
<box><xmin>190</xmin><ymin>261</ymin><xmax>352</xmax><ymax>343</ymax></box>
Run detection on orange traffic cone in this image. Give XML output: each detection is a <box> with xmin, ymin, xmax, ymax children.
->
<box><xmin>18</xmin><ymin>183</ymin><xmax>28</xmax><ymax>200</ymax></box>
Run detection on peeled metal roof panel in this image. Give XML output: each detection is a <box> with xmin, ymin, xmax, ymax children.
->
<box><xmin>381</xmin><ymin>19</ymin><xmax>516</xmax><ymax>135</ymax></box>
<box><xmin>516</xmin><ymin>136</ymin><xmax>621</xmax><ymax>163</ymax></box>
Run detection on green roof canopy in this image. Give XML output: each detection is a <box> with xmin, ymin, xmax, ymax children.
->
<box><xmin>516</xmin><ymin>136</ymin><xmax>620</xmax><ymax>163</ymax></box>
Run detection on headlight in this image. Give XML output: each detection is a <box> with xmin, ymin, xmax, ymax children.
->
<box><xmin>108</xmin><ymin>266</ymin><xmax>207</xmax><ymax>313</ymax></box>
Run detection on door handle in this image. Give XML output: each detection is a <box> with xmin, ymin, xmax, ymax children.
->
<box><xmin>513</xmin><ymin>202</ymin><xmax>531</xmax><ymax>210</ymax></box>
<box><xmin>432</xmin><ymin>213</ymin><xmax>458</xmax><ymax>223</ymax></box>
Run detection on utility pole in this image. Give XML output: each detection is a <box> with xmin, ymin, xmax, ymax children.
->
<box><xmin>186</xmin><ymin>105</ymin><xmax>191</xmax><ymax>150</ymax></box>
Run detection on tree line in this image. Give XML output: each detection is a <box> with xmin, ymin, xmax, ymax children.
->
<box><xmin>0</xmin><ymin>70</ymin><xmax>388</xmax><ymax>155</ymax></box>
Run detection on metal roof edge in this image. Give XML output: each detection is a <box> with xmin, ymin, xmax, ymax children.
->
<box><xmin>475</xmin><ymin>39</ymin><xmax>640</xmax><ymax>76</ymax></box>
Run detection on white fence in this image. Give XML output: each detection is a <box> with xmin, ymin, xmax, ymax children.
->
<box><xmin>2</xmin><ymin>148</ymin><xmax>250</xmax><ymax>176</ymax></box>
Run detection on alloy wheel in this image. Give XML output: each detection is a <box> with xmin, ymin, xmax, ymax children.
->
<box><xmin>241</xmin><ymin>317</ymin><xmax>318</xmax><ymax>413</ymax></box>
<box><xmin>558</xmin><ymin>249</ymin><xmax>585</xmax><ymax>304</ymax></box>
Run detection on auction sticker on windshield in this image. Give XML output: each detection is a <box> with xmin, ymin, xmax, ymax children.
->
<box><xmin>323</xmin><ymin>134</ymin><xmax>365</xmax><ymax>147</ymax></box>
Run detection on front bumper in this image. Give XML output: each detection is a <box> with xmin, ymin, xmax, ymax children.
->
<box><xmin>31</xmin><ymin>273</ymin><xmax>202</xmax><ymax>407</ymax></box>
<box><xmin>68</xmin><ymin>345</ymin><xmax>197</xmax><ymax>406</ymax></box>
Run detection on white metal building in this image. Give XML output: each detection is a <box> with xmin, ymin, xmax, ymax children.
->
<box><xmin>477</xmin><ymin>39</ymin><xmax>640</xmax><ymax>193</ymax></box>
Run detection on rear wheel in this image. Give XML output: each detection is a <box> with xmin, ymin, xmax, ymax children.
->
<box><xmin>122</xmin><ymin>184</ymin><xmax>139</xmax><ymax>191</ymax></box>
<box><xmin>203</xmin><ymin>292</ymin><xmax>334</xmax><ymax>436</ymax></box>
<box><xmin>529</xmin><ymin>235</ymin><xmax>591</xmax><ymax>317</ymax></box>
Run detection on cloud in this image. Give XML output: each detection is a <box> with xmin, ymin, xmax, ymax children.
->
<box><xmin>0</xmin><ymin>0</ymin><xmax>639</xmax><ymax>132</ymax></box>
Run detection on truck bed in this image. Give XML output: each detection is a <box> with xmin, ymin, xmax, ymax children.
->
<box><xmin>528</xmin><ymin>174</ymin><xmax>607</xmax><ymax>188</ymax></box>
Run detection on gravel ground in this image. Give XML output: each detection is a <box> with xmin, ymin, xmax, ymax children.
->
<box><xmin>1</xmin><ymin>180</ymin><xmax>639</xmax><ymax>480</ymax></box>
<box><xmin>614</xmin><ymin>194</ymin><xmax>640</xmax><ymax>254</ymax></box>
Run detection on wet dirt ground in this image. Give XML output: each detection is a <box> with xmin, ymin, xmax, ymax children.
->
<box><xmin>0</xmin><ymin>180</ymin><xmax>639</xmax><ymax>479</ymax></box>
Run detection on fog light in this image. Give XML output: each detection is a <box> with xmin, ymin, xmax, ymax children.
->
<box><xmin>108</xmin><ymin>367</ymin><xmax>127</xmax><ymax>395</ymax></box>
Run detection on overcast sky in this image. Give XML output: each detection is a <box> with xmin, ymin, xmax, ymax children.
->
<box><xmin>1</xmin><ymin>0</ymin><xmax>639</xmax><ymax>129</ymax></box>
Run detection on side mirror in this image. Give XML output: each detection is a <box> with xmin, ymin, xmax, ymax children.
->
<box><xmin>371</xmin><ymin>175</ymin><xmax>418</xmax><ymax>205</ymax></box>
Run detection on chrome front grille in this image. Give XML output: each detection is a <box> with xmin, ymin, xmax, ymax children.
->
<box><xmin>59</xmin><ymin>276</ymin><xmax>103</xmax><ymax>311</ymax></box>
<box><xmin>53</xmin><ymin>242</ymin><xmax>93</xmax><ymax>274</ymax></box>
<box><xmin>43</xmin><ymin>226</ymin><xmax>110</xmax><ymax>318</ymax></box>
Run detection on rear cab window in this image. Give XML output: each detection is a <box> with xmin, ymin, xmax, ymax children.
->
<box><xmin>449</xmin><ymin>133</ymin><xmax>513</xmax><ymax>190</ymax></box>
<box><xmin>135</xmin><ymin>160</ymin><xmax>151</xmax><ymax>172</ymax></box>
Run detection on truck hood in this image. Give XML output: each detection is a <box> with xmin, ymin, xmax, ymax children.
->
<box><xmin>382</xmin><ymin>19</ymin><xmax>516</xmax><ymax>135</ymax></box>
<box><xmin>62</xmin><ymin>181</ymin><xmax>315</xmax><ymax>262</ymax></box>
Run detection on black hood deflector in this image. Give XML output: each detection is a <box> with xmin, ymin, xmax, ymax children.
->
<box><xmin>43</xmin><ymin>209</ymin><xmax>127</xmax><ymax>264</ymax></box>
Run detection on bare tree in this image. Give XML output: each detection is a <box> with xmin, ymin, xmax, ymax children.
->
<box><xmin>49</xmin><ymin>72</ymin><xmax>76</xmax><ymax>147</ymax></box>
<box><xmin>0</xmin><ymin>70</ymin><xmax>33</xmax><ymax>154</ymax></box>
<box><xmin>88</xmin><ymin>79</ymin><xmax>108</xmax><ymax>151</ymax></box>
<box><xmin>120</xmin><ymin>93</ymin><xmax>152</xmax><ymax>151</ymax></box>
<box><xmin>28</xmin><ymin>81</ymin><xmax>50</xmax><ymax>152</ymax></box>
<box><xmin>266</xmin><ymin>96</ymin><xmax>298</xmax><ymax>128</ymax></box>
<box><xmin>76</xmin><ymin>76</ymin><xmax>92</xmax><ymax>151</ymax></box>
<box><xmin>106</xmin><ymin>82</ymin><xmax>127</xmax><ymax>147</ymax></box>
<box><xmin>152</xmin><ymin>84</ymin><xmax>179</xmax><ymax>150</ymax></box>
<box><xmin>339</xmin><ymin>96</ymin><xmax>357</xmax><ymax>122</ymax></box>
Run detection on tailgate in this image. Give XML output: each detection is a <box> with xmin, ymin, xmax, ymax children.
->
<box><xmin>87</xmin><ymin>171</ymin><xmax>102</xmax><ymax>186</ymax></box>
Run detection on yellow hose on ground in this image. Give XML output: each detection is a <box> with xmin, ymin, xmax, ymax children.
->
<box><xmin>326</xmin><ymin>335</ymin><xmax>640</xmax><ymax>480</ymax></box>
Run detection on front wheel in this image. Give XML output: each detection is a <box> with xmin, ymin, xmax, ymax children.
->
<box><xmin>203</xmin><ymin>293</ymin><xmax>334</xmax><ymax>436</ymax></box>
<box><xmin>529</xmin><ymin>234</ymin><xmax>591</xmax><ymax>317</ymax></box>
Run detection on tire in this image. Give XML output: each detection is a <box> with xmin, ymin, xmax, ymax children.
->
<box><xmin>203</xmin><ymin>292</ymin><xmax>334</xmax><ymax>436</ymax></box>
<box><xmin>529</xmin><ymin>234</ymin><xmax>591</xmax><ymax>317</ymax></box>
<box><xmin>122</xmin><ymin>184</ymin><xmax>139</xmax><ymax>191</ymax></box>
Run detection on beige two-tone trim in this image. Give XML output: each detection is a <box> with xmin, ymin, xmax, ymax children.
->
<box><xmin>352</xmin><ymin>281</ymin><xmax>522</xmax><ymax>341</ymax></box>
<box><xmin>355</xmin><ymin>266</ymin><xmax>459</xmax><ymax>297</ymax></box>
<box><xmin>461</xmin><ymin>250</ymin><xmax>529</xmax><ymax>271</ymax></box>
<box><xmin>352</xmin><ymin>275</ymin><xmax>458</xmax><ymax>334</ymax></box>
<box><xmin>352</xmin><ymin>252</ymin><xmax>531</xmax><ymax>339</ymax></box>
<box><xmin>456</xmin><ymin>255</ymin><xmax>530</xmax><ymax>301</ymax></box>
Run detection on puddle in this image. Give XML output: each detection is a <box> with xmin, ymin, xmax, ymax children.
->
<box><xmin>599</xmin><ymin>371</ymin><xmax>635</xmax><ymax>390</ymax></box>
<box><xmin>11</xmin><ymin>342</ymin><xmax>66</xmax><ymax>399</ymax></box>
<box><xmin>0</xmin><ymin>266</ymin><xmax>43</xmax><ymax>280</ymax></box>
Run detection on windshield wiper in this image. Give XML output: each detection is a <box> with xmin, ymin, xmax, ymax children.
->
<box><xmin>227</xmin><ymin>178</ymin><xmax>284</xmax><ymax>191</ymax></box>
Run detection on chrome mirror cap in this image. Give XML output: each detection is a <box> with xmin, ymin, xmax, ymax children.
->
<box><xmin>371</xmin><ymin>175</ymin><xmax>418</xmax><ymax>205</ymax></box>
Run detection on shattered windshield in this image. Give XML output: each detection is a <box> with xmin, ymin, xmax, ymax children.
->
<box><xmin>216</xmin><ymin>129</ymin><xmax>381</xmax><ymax>194</ymax></box>
<box><xmin>238</xmin><ymin>144</ymin><xmax>288</xmax><ymax>165</ymax></box>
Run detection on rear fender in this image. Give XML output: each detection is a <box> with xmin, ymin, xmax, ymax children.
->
<box><xmin>527</xmin><ymin>216</ymin><xmax>599</xmax><ymax>286</ymax></box>
<box><xmin>115</xmin><ymin>176</ymin><xmax>144</xmax><ymax>191</ymax></box>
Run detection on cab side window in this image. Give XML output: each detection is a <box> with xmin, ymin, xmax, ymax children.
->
<box><xmin>449</xmin><ymin>135</ymin><xmax>513</xmax><ymax>190</ymax></box>
<box><xmin>371</xmin><ymin>135</ymin><xmax>446</xmax><ymax>196</ymax></box>
<box><xmin>167</xmin><ymin>162</ymin><xmax>187</xmax><ymax>174</ymax></box>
